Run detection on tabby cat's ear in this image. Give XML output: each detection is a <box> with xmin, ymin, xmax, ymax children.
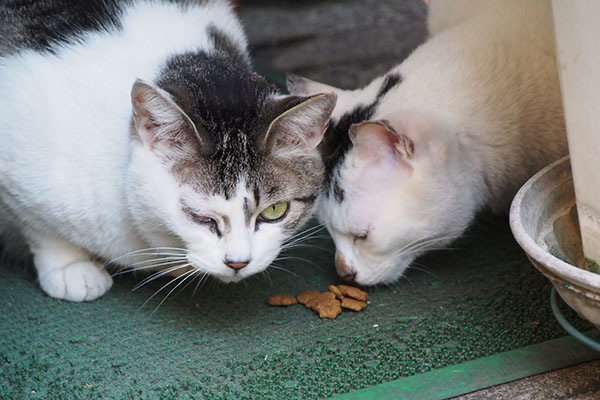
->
<box><xmin>349</xmin><ymin>120</ymin><xmax>415</xmax><ymax>167</ymax></box>
<box><xmin>286</xmin><ymin>75</ymin><xmax>340</xmax><ymax>97</ymax></box>
<box><xmin>131</xmin><ymin>79</ymin><xmax>209</xmax><ymax>156</ymax></box>
<box><xmin>264</xmin><ymin>93</ymin><xmax>337</xmax><ymax>156</ymax></box>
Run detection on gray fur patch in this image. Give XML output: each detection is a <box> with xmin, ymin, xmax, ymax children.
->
<box><xmin>153</xmin><ymin>31</ymin><xmax>327</xmax><ymax>233</ymax></box>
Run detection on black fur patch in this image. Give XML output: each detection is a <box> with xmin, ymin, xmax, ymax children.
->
<box><xmin>0</xmin><ymin>0</ymin><xmax>129</xmax><ymax>54</ymax></box>
<box><xmin>378</xmin><ymin>73</ymin><xmax>402</xmax><ymax>98</ymax></box>
<box><xmin>253</xmin><ymin>186</ymin><xmax>261</xmax><ymax>207</ymax></box>
<box><xmin>294</xmin><ymin>194</ymin><xmax>317</xmax><ymax>204</ymax></box>
<box><xmin>208</xmin><ymin>25</ymin><xmax>249</xmax><ymax>64</ymax></box>
<box><xmin>243</xmin><ymin>197</ymin><xmax>252</xmax><ymax>225</ymax></box>
<box><xmin>156</xmin><ymin>34</ymin><xmax>276</xmax><ymax>198</ymax></box>
<box><xmin>321</xmin><ymin>102</ymin><xmax>377</xmax><ymax>189</ymax></box>
<box><xmin>321</xmin><ymin>73</ymin><xmax>403</xmax><ymax>200</ymax></box>
<box><xmin>333</xmin><ymin>182</ymin><xmax>344</xmax><ymax>203</ymax></box>
<box><xmin>0</xmin><ymin>0</ymin><xmax>229</xmax><ymax>55</ymax></box>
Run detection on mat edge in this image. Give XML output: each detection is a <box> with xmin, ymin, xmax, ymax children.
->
<box><xmin>331</xmin><ymin>333</ymin><xmax>600</xmax><ymax>400</ymax></box>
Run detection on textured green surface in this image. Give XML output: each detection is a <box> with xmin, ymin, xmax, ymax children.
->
<box><xmin>0</xmin><ymin>215</ymin><xmax>593</xmax><ymax>399</ymax></box>
<box><xmin>334</xmin><ymin>333</ymin><xmax>600</xmax><ymax>400</ymax></box>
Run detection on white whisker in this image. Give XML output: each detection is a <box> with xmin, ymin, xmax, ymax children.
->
<box><xmin>142</xmin><ymin>267</ymin><xmax>194</xmax><ymax>312</ymax></box>
<box><xmin>273</xmin><ymin>255</ymin><xmax>324</xmax><ymax>271</ymax></box>
<box><xmin>113</xmin><ymin>261</ymin><xmax>188</xmax><ymax>278</ymax></box>
<box><xmin>111</xmin><ymin>257</ymin><xmax>188</xmax><ymax>277</ymax></box>
<box><xmin>192</xmin><ymin>272</ymin><xmax>210</xmax><ymax>297</ymax></box>
<box><xmin>281</xmin><ymin>243</ymin><xmax>333</xmax><ymax>253</ymax></box>
<box><xmin>393</xmin><ymin>232</ymin><xmax>464</xmax><ymax>259</ymax></box>
<box><xmin>148</xmin><ymin>269</ymin><xmax>199</xmax><ymax>316</ymax></box>
<box><xmin>284</xmin><ymin>232</ymin><xmax>329</xmax><ymax>248</ymax></box>
<box><xmin>259</xmin><ymin>269</ymin><xmax>274</xmax><ymax>286</ymax></box>
<box><xmin>283</xmin><ymin>225</ymin><xmax>327</xmax><ymax>247</ymax></box>
<box><xmin>175</xmin><ymin>269</ymin><xmax>202</xmax><ymax>295</ymax></box>
<box><xmin>132</xmin><ymin>264</ymin><xmax>190</xmax><ymax>291</ymax></box>
<box><xmin>398</xmin><ymin>246</ymin><xmax>460</xmax><ymax>260</ymax></box>
<box><xmin>407</xmin><ymin>262</ymin><xmax>438</xmax><ymax>278</ymax></box>
<box><xmin>282</xmin><ymin>235</ymin><xmax>331</xmax><ymax>248</ymax></box>
<box><xmin>107</xmin><ymin>247</ymin><xmax>187</xmax><ymax>264</ymax></box>
<box><xmin>269</xmin><ymin>264</ymin><xmax>302</xmax><ymax>280</ymax></box>
<box><xmin>285</xmin><ymin>224</ymin><xmax>325</xmax><ymax>243</ymax></box>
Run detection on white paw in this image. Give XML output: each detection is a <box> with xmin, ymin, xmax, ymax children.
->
<box><xmin>39</xmin><ymin>261</ymin><xmax>113</xmax><ymax>302</ymax></box>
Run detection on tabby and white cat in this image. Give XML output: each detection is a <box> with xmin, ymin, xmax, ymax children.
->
<box><xmin>289</xmin><ymin>0</ymin><xmax>567</xmax><ymax>285</ymax></box>
<box><xmin>0</xmin><ymin>0</ymin><xmax>336</xmax><ymax>301</ymax></box>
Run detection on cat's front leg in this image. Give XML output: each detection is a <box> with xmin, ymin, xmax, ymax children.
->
<box><xmin>26</xmin><ymin>232</ymin><xmax>113</xmax><ymax>301</ymax></box>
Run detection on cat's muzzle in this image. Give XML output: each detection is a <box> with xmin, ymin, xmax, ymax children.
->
<box><xmin>335</xmin><ymin>252</ymin><xmax>356</xmax><ymax>282</ymax></box>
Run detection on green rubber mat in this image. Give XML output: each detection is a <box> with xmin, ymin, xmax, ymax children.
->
<box><xmin>0</xmin><ymin>215</ymin><xmax>593</xmax><ymax>399</ymax></box>
<box><xmin>336</xmin><ymin>333</ymin><xmax>600</xmax><ymax>399</ymax></box>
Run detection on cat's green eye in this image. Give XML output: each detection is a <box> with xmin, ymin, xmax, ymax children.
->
<box><xmin>258</xmin><ymin>202</ymin><xmax>289</xmax><ymax>222</ymax></box>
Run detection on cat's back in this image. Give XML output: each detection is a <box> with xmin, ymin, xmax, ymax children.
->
<box><xmin>390</xmin><ymin>0</ymin><xmax>558</xmax><ymax>121</ymax></box>
<box><xmin>0</xmin><ymin>0</ymin><xmax>244</xmax><ymax>54</ymax></box>
<box><xmin>384</xmin><ymin>0</ymin><xmax>566</xmax><ymax>211</ymax></box>
<box><xmin>0</xmin><ymin>0</ymin><xmax>244</xmax><ymax>173</ymax></box>
<box><xmin>0</xmin><ymin>0</ymin><xmax>127</xmax><ymax>56</ymax></box>
<box><xmin>0</xmin><ymin>0</ymin><xmax>245</xmax><ymax>254</ymax></box>
<box><xmin>0</xmin><ymin>0</ymin><xmax>242</xmax><ymax>178</ymax></box>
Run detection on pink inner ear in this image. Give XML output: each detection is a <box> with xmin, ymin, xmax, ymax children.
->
<box><xmin>351</xmin><ymin>122</ymin><xmax>401</xmax><ymax>163</ymax></box>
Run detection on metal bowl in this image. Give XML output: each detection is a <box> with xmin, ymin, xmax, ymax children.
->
<box><xmin>510</xmin><ymin>155</ymin><xmax>600</xmax><ymax>328</ymax></box>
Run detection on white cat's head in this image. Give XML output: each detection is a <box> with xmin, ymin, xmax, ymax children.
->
<box><xmin>126</xmin><ymin>76</ymin><xmax>336</xmax><ymax>283</ymax></box>
<box><xmin>289</xmin><ymin>76</ymin><xmax>478</xmax><ymax>285</ymax></box>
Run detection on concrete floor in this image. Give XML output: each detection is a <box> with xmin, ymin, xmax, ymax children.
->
<box><xmin>241</xmin><ymin>0</ymin><xmax>428</xmax><ymax>88</ymax></box>
<box><xmin>239</xmin><ymin>1</ymin><xmax>600</xmax><ymax>399</ymax></box>
<box><xmin>453</xmin><ymin>360</ymin><xmax>600</xmax><ymax>400</ymax></box>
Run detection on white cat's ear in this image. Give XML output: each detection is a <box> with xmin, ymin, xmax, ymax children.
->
<box><xmin>131</xmin><ymin>79</ymin><xmax>207</xmax><ymax>154</ymax></box>
<box><xmin>349</xmin><ymin>119</ymin><xmax>415</xmax><ymax>166</ymax></box>
<box><xmin>264</xmin><ymin>93</ymin><xmax>337</xmax><ymax>156</ymax></box>
<box><xmin>286</xmin><ymin>75</ymin><xmax>341</xmax><ymax>97</ymax></box>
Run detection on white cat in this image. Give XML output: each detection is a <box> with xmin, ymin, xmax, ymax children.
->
<box><xmin>289</xmin><ymin>0</ymin><xmax>567</xmax><ymax>285</ymax></box>
<box><xmin>0</xmin><ymin>0</ymin><xmax>336</xmax><ymax>301</ymax></box>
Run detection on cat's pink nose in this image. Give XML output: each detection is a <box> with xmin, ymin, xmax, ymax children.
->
<box><xmin>225</xmin><ymin>260</ymin><xmax>249</xmax><ymax>270</ymax></box>
<box><xmin>335</xmin><ymin>252</ymin><xmax>356</xmax><ymax>282</ymax></box>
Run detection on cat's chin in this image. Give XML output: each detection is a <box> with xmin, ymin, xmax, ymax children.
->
<box><xmin>208</xmin><ymin>269</ymin><xmax>260</xmax><ymax>284</ymax></box>
<box><xmin>215</xmin><ymin>274</ymin><xmax>245</xmax><ymax>284</ymax></box>
<box><xmin>353</xmin><ymin>271</ymin><xmax>406</xmax><ymax>287</ymax></box>
<box><xmin>350</xmin><ymin>260</ymin><xmax>412</xmax><ymax>286</ymax></box>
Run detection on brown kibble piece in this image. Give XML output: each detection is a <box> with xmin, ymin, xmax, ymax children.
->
<box><xmin>338</xmin><ymin>285</ymin><xmax>368</xmax><ymax>301</ymax></box>
<box><xmin>267</xmin><ymin>294</ymin><xmax>298</xmax><ymax>306</ymax></box>
<box><xmin>328</xmin><ymin>285</ymin><xmax>343</xmax><ymax>299</ymax></box>
<box><xmin>316</xmin><ymin>299</ymin><xmax>342</xmax><ymax>319</ymax></box>
<box><xmin>305</xmin><ymin>292</ymin><xmax>336</xmax><ymax>310</ymax></box>
<box><xmin>297</xmin><ymin>290</ymin><xmax>321</xmax><ymax>305</ymax></box>
<box><xmin>271</xmin><ymin>286</ymin><xmax>365</xmax><ymax>320</ymax></box>
<box><xmin>341</xmin><ymin>297</ymin><xmax>367</xmax><ymax>311</ymax></box>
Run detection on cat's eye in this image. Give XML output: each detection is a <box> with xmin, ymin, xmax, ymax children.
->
<box><xmin>353</xmin><ymin>232</ymin><xmax>368</xmax><ymax>243</ymax></box>
<box><xmin>258</xmin><ymin>202</ymin><xmax>289</xmax><ymax>223</ymax></box>
<box><xmin>182</xmin><ymin>208</ymin><xmax>220</xmax><ymax>235</ymax></box>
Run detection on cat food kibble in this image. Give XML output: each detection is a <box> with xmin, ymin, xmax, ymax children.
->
<box><xmin>304</xmin><ymin>291</ymin><xmax>336</xmax><ymax>310</ymax></box>
<box><xmin>328</xmin><ymin>284</ymin><xmax>343</xmax><ymax>299</ymax></box>
<box><xmin>267</xmin><ymin>285</ymin><xmax>368</xmax><ymax>320</ymax></box>
<box><xmin>267</xmin><ymin>294</ymin><xmax>298</xmax><ymax>306</ymax></box>
<box><xmin>337</xmin><ymin>284</ymin><xmax>368</xmax><ymax>301</ymax></box>
<box><xmin>297</xmin><ymin>290</ymin><xmax>321</xmax><ymax>305</ymax></box>
<box><xmin>341</xmin><ymin>297</ymin><xmax>367</xmax><ymax>312</ymax></box>
<box><xmin>314</xmin><ymin>299</ymin><xmax>342</xmax><ymax>319</ymax></box>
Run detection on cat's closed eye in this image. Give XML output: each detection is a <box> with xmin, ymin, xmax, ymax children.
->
<box><xmin>182</xmin><ymin>207</ymin><xmax>220</xmax><ymax>235</ymax></box>
<box><xmin>353</xmin><ymin>232</ymin><xmax>368</xmax><ymax>243</ymax></box>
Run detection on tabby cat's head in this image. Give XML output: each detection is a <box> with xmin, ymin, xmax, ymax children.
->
<box><xmin>126</xmin><ymin>71</ymin><xmax>336</xmax><ymax>282</ymax></box>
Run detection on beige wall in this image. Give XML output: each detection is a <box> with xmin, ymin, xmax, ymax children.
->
<box><xmin>552</xmin><ymin>0</ymin><xmax>600</xmax><ymax>264</ymax></box>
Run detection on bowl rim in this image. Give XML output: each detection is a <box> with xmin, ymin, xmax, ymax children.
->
<box><xmin>509</xmin><ymin>155</ymin><xmax>600</xmax><ymax>292</ymax></box>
